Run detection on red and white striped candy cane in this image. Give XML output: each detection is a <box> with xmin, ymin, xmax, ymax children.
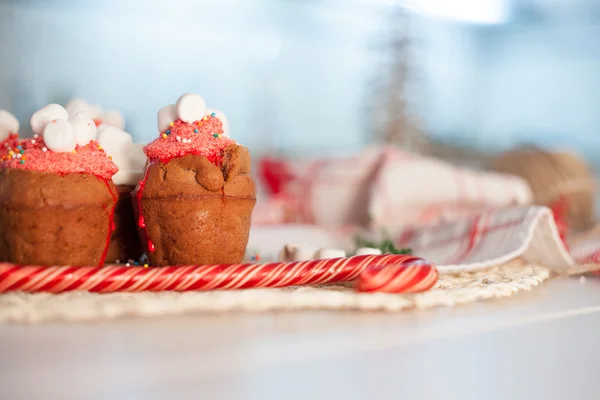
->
<box><xmin>356</xmin><ymin>259</ymin><xmax>439</xmax><ymax>293</ymax></box>
<box><xmin>0</xmin><ymin>254</ymin><xmax>438</xmax><ymax>294</ymax></box>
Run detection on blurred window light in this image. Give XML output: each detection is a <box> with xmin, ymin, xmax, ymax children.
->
<box><xmin>407</xmin><ymin>0</ymin><xmax>509</xmax><ymax>24</ymax></box>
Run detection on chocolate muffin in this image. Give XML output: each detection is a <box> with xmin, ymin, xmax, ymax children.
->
<box><xmin>97</xmin><ymin>126</ymin><xmax>146</xmax><ymax>263</ymax></box>
<box><xmin>104</xmin><ymin>184</ymin><xmax>143</xmax><ymax>263</ymax></box>
<box><xmin>0</xmin><ymin>104</ymin><xmax>118</xmax><ymax>266</ymax></box>
<box><xmin>0</xmin><ymin>169</ymin><xmax>117</xmax><ymax>266</ymax></box>
<box><xmin>134</xmin><ymin>93</ymin><xmax>256</xmax><ymax>266</ymax></box>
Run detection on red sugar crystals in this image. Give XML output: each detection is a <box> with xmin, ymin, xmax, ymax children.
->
<box><xmin>144</xmin><ymin>115</ymin><xmax>234</xmax><ymax>165</ymax></box>
<box><xmin>0</xmin><ymin>138</ymin><xmax>118</xmax><ymax>180</ymax></box>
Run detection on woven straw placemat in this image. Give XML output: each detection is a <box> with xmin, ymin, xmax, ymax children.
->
<box><xmin>0</xmin><ymin>259</ymin><xmax>552</xmax><ymax>323</ymax></box>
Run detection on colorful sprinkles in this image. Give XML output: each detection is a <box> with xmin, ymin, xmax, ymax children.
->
<box><xmin>1</xmin><ymin>142</ymin><xmax>25</xmax><ymax>163</ymax></box>
<box><xmin>145</xmin><ymin>113</ymin><xmax>233</xmax><ymax>164</ymax></box>
<box><xmin>0</xmin><ymin>133</ymin><xmax>21</xmax><ymax>160</ymax></box>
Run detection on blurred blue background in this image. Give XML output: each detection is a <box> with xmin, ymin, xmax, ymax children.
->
<box><xmin>0</xmin><ymin>0</ymin><xmax>599</xmax><ymax>164</ymax></box>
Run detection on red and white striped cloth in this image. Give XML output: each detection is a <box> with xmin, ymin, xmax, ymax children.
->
<box><xmin>395</xmin><ymin>205</ymin><xmax>571</xmax><ymax>272</ymax></box>
<box><xmin>255</xmin><ymin>146</ymin><xmax>532</xmax><ymax>231</ymax></box>
<box><xmin>248</xmin><ymin>205</ymin><xmax>598</xmax><ymax>274</ymax></box>
<box><xmin>249</xmin><ymin>146</ymin><xmax>598</xmax><ymax>273</ymax></box>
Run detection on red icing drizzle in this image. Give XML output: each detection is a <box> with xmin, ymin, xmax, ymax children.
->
<box><xmin>99</xmin><ymin>178</ymin><xmax>118</xmax><ymax>267</ymax></box>
<box><xmin>134</xmin><ymin>166</ymin><xmax>154</xmax><ymax>253</ymax></box>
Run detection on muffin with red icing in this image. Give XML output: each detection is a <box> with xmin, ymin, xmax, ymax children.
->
<box><xmin>0</xmin><ymin>110</ymin><xmax>21</xmax><ymax>159</ymax></box>
<box><xmin>64</xmin><ymin>100</ymin><xmax>139</xmax><ymax>262</ymax></box>
<box><xmin>134</xmin><ymin>93</ymin><xmax>255</xmax><ymax>266</ymax></box>
<box><xmin>96</xmin><ymin>125</ymin><xmax>146</xmax><ymax>263</ymax></box>
<box><xmin>0</xmin><ymin>104</ymin><xmax>118</xmax><ymax>266</ymax></box>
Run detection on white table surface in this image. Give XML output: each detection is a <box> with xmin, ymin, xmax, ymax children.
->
<box><xmin>1</xmin><ymin>276</ymin><xmax>600</xmax><ymax>400</ymax></box>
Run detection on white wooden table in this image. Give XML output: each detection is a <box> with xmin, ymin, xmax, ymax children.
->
<box><xmin>1</xmin><ymin>276</ymin><xmax>599</xmax><ymax>400</ymax></box>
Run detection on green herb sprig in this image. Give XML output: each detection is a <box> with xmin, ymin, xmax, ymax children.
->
<box><xmin>355</xmin><ymin>235</ymin><xmax>412</xmax><ymax>255</ymax></box>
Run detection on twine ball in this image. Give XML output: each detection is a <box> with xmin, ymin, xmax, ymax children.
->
<box><xmin>491</xmin><ymin>147</ymin><xmax>596</xmax><ymax>230</ymax></box>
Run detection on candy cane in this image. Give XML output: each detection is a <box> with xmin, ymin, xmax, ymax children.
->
<box><xmin>356</xmin><ymin>260</ymin><xmax>439</xmax><ymax>294</ymax></box>
<box><xmin>0</xmin><ymin>254</ymin><xmax>438</xmax><ymax>294</ymax></box>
